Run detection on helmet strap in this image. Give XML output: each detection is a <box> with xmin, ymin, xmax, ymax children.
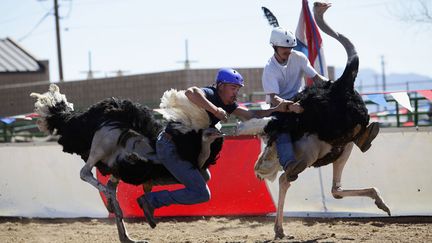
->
<box><xmin>215</xmin><ymin>82</ymin><xmax>223</xmax><ymax>90</ymax></box>
<box><xmin>274</xmin><ymin>48</ymin><xmax>287</xmax><ymax>64</ymax></box>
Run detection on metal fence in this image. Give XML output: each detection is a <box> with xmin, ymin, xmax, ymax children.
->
<box><xmin>1</xmin><ymin>91</ymin><xmax>431</xmax><ymax>143</ymax></box>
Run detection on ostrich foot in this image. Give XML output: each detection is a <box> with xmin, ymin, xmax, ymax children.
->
<box><xmin>274</xmin><ymin>229</ymin><xmax>294</xmax><ymax>240</ymax></box>
<box><xmin>119</xmin><ymin>234</ymin><xmax>149</xmax><ymax>243</ymax></box>
<box><xmin>117</xmin><ymin>219</ymin><xmax>149</xmax><ymax>243</ymax></box>
<box><xmin>375</xmin><ymin>199</ymin><xmax>391</xmax><ymax>216</ymax></box>
<box><xmin>274</xmin><ymin>227</ymin><xmax>285</xmax><ymax>239</ymax></box>
<box><xmin>274</xmin><ymin>225</ymin><xmax>293</xmax><ymax>239</ymax></box>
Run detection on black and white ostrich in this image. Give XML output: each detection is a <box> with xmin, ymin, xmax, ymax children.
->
<box><xmin>30</xmin><ymin>85</ymin><xmax>223</xmax><ymax>243</ymax></box>
<box><xmin>238</xmin><ymin>2</ymin><xmax>391</xmax><ymax>239</ymax></box>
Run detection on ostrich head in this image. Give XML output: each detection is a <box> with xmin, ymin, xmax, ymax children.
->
<box><xmin>202</xmin><ymin>128</ymin><xmax>224</xmax><ymax>143</ymax></box>
<box><xmin>313</xmin><ymin>1</ymin><xmax>358</xmax><ymax>92</ymax></box>
<box><xmin>30</xmin><ymin>84</ymin><xmax>74</xmax><ymax>133</ymax></box>
<box><xmin>197</xmin><ymin>127</ymin><xmax>224</xmax><ymax>169</ymax></box>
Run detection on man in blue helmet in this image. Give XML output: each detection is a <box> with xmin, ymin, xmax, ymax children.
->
<box><xmin>137</xmin><ymin>68</ymin><xmax>295</xmax><ymax>227</ymax></box>
<box><xmin>186</xmin><ymin>68</ymin><xmax>298</xmax><ymax>123</ymax></box>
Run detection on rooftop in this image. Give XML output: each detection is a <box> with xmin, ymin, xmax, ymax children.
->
<box><xmin>0</xmin><ymin>37</ymin><xmax>42</xmax><ymax>73</ymax></box>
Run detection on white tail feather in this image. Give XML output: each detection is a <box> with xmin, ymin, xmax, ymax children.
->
<box><xmin>237</xmin><ymin>118</ymin><xmax>281</xmax><ymax>181</ymax></box>
<box><xmin>254</xmin><ymin>142</ymin><xmax>281</xmax><ymax>182</ymax></box>
<box><xmin>159</xmin><ymin>89</ymin><xmax>210</xmax><ymax>132</ymax></box>
<box><xmin>236</xmin><ymin>117</ymin><xmax>271</xmax><ymax>135</ymax></box>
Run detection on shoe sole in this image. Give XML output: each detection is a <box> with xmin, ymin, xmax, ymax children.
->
<box><xmin>360</xmin><ymin>123</ymin><xmax>380</xmax><ymax>152</ymax></box>
<box><xmin>284</xmin><ymin>159</ymin><xmax>309</xmax><ymax>182</ymax></box>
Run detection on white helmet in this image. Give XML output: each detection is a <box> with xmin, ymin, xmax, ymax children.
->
<box><xmin>269</xmin><ymin>27</ymin><xmax>297</xmax><ymax>48</ymax></box>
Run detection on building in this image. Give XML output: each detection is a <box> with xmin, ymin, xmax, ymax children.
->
<box><xmin>0</xmin><ymin>37</ymin><xmax>49</xmax><ymax>86</ymax></box>
<box><xmin>0</xmin><ymin>38</ymin><xmax>336</xmax><ymax>117</ymax></box>
<box><xmin>0</xmin><ymin>68</ymin><xmax>264</xmax><ymax>117</ymax></box>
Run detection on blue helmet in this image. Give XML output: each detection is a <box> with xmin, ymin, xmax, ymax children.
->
<box><xmin>215</xmin><ymin>68</ymin><xmax>244</xmax><ymax>87</ymax></box>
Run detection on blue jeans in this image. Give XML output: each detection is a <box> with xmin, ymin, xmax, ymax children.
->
<box><xmin>144</xmin><ymin>131</ymin><xmax>210</xmax><ymax>209</ymax></box>
<box><xmin>276</xmin><ymin>133</ymin><xmax>296</xmax><ymax>169</ymax></box>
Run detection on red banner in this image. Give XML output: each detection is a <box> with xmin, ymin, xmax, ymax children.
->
<box><xmin>97</xmin><ymin>136</ymin><xmax>276</xmax><ymax>217</ymax></box>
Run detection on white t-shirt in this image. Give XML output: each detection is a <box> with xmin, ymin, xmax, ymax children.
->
<box><xmin>262</xmin><ymin>50</ymin><xmax>317</xmax><ymax>102</ymax></box>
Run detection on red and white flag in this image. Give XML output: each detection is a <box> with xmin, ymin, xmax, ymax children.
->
<box><xmin>295</xmin><ymin>0</ymin><xmax>328</xmax><ymax>86</ymax></box>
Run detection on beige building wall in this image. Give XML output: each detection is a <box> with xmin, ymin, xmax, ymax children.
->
<box><xmin>0</xmin><ymin>68</ymin><xmax>264</xmax><ymax>117</ymax></box>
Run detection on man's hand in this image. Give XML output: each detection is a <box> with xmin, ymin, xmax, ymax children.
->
<box><xmin>288</xmin><ymin>102</ymin><xmax>304</xmax><ymax>113</ymax></box>
<box><xmin>214</xmin><ymin>107</ymin><xmax>228</xmax><ymax>122</ymax></box>
<box><xmin>275</xmin><ymin>100</ymin><xmax>294</xmax><ymax>113</ymax></box>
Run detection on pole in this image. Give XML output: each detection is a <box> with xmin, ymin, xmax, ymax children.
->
<box><xmin>54</xmin><ymin>0</ymin><xmax>64</xmax><ymax>81</ymax></box>
<box><xmin>381</xmin><ymin>55</ymin><xmax>386</xmax><ymax>92</ymax></box>
<box><xmin>184</xmin><ymin>39</ymin><xmax>190</xmax><ymax>70</ymax></box>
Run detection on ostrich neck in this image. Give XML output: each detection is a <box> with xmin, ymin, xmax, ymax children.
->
<box><xmin>314</xmin><ymin>7</ymin><xmax>357</xmax><ymax>60</ymax></box>
<box><xmin>198</xmin><ymin>140</ymin><xmax>213</xmax><ymax>169</ymax></box>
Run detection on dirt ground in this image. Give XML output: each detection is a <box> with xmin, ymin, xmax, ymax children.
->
<box><xmin>1</xmin><ymin>216</ymin><xmax>431</xmax><ymax>243</ymax></box>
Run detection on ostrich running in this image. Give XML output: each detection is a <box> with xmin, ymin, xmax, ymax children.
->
<box><xmin>237</xmin><ymin>2</ymin><xmax>391</xmax><ymax>239</ymax></box>
<box><xmin>30</xmin><ymin>85</ymin><xmax>223</xmax><ymax>243</ymax></box>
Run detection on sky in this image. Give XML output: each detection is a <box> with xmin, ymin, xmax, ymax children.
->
<box><xmin>1</xmin><ymin>0</ymin><xmax>432</xmax><ymax>83</ymax></box>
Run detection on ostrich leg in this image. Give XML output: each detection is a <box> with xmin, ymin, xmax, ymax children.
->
<box><xmin>331</xmin><ymin>143</ymin><xmax>391</xmax><ymax>216</ymax></box>
<box><xmin>80</xmin><ymin>131</ymin><xmax>148</xmax><ymax>243</ymax></box>
<box><xmin>106</xmin><ymin>176</ymin><xmax>119</xmax><ymax>213</ymax></box>
<box><xmin>274</xmin><ymin>173</ymin><xmax>291</xmax><ymax>239</ymax></box>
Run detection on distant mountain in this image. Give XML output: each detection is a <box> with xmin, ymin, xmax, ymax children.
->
<box><xmin>334</xmin><ymin>67</ymin><xmax>432</xmax><ymax>93</ymax></box>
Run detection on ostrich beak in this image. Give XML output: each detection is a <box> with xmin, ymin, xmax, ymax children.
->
<box><xmin>216</xmin><ymin>131</ymin><xmax>225</xmax><ymax>138</ymax></box>
<box><xmin>203</xmin><ymin>128</ymin><xmax>225</xmax><ymax>140</ymax></box>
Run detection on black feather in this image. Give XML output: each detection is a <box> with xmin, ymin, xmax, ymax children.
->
<box><xmin>165</xmin><ymin>121</ymin><xmax>224</xmax><ymax>169</ymax></box>
<box><xmin>264</xmin><ymin>52</ymin><xmax>368</xmax><ymax>168</ymax></box>
<box><xmin>48</xmin><ymin>98</ymin><xmax>162</xmax><ymax>156</ymax></box>
<box><xmin>45</xmin><ymin>97</ymin><xmax>223</xmax><ymax>185</ymax></box>
<box><xmin>262</xmin><ymin>7</ymin><xmax>279</xmax><ymax>27</ymax></box>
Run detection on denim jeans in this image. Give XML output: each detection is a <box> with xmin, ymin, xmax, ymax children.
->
<box><xmin>144</xmin><ymin>131</ymin><xmax>210</xmax><ymax>209</ymax></box>
<box><xmin>276</xmin><ymin>132</ymin><xmax>296</xmax><ymax>169</ymax></box>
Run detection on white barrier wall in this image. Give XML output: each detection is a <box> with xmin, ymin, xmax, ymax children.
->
<box><xmin>0</xmin><ymin>143</ymin><xmax>107</xmax><ymax>218</ymax></box>
<box><xmin>266</xmin><ymin>127</ymin><xmax>432</xmax><ymax>217</ymax></box>
<box><xmin>0</xmin><ymin>127</ymin><xmax>431</xmax><ymax>218</ymax></box>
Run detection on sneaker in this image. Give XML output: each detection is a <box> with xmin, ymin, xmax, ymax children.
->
<box><xmin>354</xmin><ymin>122</ymin><xmax>380</xmax><ymax>153</ymax></box>
<box><xmin>286</xmin><ymin>174</ymin><xmax>299</xmax><ymax>182</ymax></box>
<box><xmin>283</xmin><ymin>160</ymin><xmax>301</xmax><ymax>174</ymax></box>
<box><xmin>137</xmin><ymin>195</ymin><xmax>157</xmax><ymax>228</ymax></box>
<box><xmin>284</xmin><ymin>160</ymin><xmax>308</xmax><ymax>182</ymax></box>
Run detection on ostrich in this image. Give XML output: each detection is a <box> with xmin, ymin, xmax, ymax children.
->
<box><xmin>30</xmin><ymin>85</ymin><xmax>223</xmax><ymax>243</ymax></box>
<box><xmin>237</xmin><ymin>2</ymin><xmax>391</xmax><ymax>239</ymax></box>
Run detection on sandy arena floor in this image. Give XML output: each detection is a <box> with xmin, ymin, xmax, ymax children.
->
<box><xmin>1</xmin><ymin>216</ymin><xmax>431</xmax><ymax>242</ymax></box>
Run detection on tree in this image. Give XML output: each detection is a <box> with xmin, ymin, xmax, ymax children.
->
<box><xmin>392</xmin><ymin>0</ymin><xmax>432</xmax><ymax>24</ymax></box>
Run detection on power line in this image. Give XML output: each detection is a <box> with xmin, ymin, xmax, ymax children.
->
<box><xmin>0</xmin><ymin>12</ymin><xmax>42</xmax><ymax>26</ymax></box>
<box><xmin>18</xmin><ymin>9</ymin><xmax>53</xmax><ymax>42</ymax></box>
<box><xmin>37</xmin><ymin>0</ymin><xmax>74</xmax><ymax>19</ymax></box>
<box><xmin>63</xmin><ymin>0</ymin><xmax>74</xmax><ymax>19</ymax></box>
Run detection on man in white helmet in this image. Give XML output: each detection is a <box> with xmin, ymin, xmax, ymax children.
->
<box><xmin>263</xmin><ymin>27</ymin><xmax>328</xmax><ymax>105</ymax></box>
<box><xmin>262</xmin><ymin>27</ymin><xmax>378</xmax><ymax>176</ymax></box>
<box><xmin>262</xmin><ymin>27</ymin><xmax>328</xmax><ymax>175</ymax></box>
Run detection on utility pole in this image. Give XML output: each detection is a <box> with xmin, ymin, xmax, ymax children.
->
<box><xmin>88</xmin><ymin>51</ymin><xmax>92</xmax><ymax>79</ymax></box>
<box><xmin>374</xmin><ymin>74</ymin><xmax>379</xmax><ymax>92</ymax></box>
<box><xmin>80</xmin><ymin>51</ymin><xmax>101</xmax><ymax>79</ymax></box>
<box><xmin>381</xmin><ymin>55</ymin><xmax>386</xmax><ymax>92</ymax></box>
<box><xmin>54</xmin><ymin>0</ymin><xmax>64</xmax><ymax>81</ymax></box>
<box><xmin>177</xmin><ymin>39</ymin><xmax>197</xmax><ymax>69</ymax></box>
<box><xmin>184</xmin><ymin>39</ymin><xmax>190</xmax><ymax>69</ymax></box>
